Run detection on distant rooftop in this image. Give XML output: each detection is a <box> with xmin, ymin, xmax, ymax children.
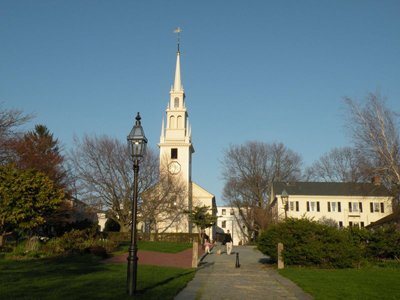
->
<box><xmin>272</xmin><ymin>181</ymin><xmax>391</xmax><ymax>197</ymax></box>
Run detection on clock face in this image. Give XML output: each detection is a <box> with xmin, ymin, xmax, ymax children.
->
<box><xmin>168</xmin><ymin>161</ymin><xmax>181</xmax><ymax>174</ymax></box>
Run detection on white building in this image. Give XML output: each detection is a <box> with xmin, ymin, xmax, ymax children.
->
<box><xmin>151</xmin><ymin>36</ymin><xmax>216</xmax><ymax>234</ymax></box>
<box><xmin>270</xmin><ymin>180</ymin><xmax>393</xmax><ymax>228</ymax></box>
<box><xmin>215</xmin><ymin>206</ymin><xmax>248</xmax><ymax>245</ymax></box>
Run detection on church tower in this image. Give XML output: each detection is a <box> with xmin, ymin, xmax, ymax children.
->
<box><xmin>159</xmin><ymin>32</ymin><xmax>194</xmax><ymax>187</ymax></box>
<box><xmin>156</xmin><ymin>29</ymin><xmax>216</xmax><ymax>236</ymax></box>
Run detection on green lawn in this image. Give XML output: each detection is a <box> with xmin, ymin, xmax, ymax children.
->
<box><xmin>0</xmin><ymin>255</ymin><xmax>195</xmax><ymax>300</ymax></box>
<box><xmin>279</xmin><ymin>265</ymin><xmax>400</xmax><ymax>300</ymax></box>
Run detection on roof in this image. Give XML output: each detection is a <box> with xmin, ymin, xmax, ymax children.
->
<box><xmin>192</xmin><ymin>181</ymin><xmax>215</xmax><ymax>198</ymax></box>
<box><xmin>366</xmin><ymin>210</ymin><xmax>400</xmax><ymax>228</ymax></box>
<box><xmin>272</xmin><ymin>181</ymin><xmax>391</xmax><ymax>197</ymax></box>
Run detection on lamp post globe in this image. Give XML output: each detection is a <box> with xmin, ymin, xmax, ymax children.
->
<box><xmin>126</xmin><ymin>112</ymin><xmax>147</xmax><ymax>296</ymax></box>
<box><xmin>127</xmin><ymin>112</ymin><xmax>148</xmax><ymax>160</ymax></box>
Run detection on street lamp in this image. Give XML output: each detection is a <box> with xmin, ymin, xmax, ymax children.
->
<box><xmin>127</xmin><ymin>112</ymin><xmax>148</xmax><ymax>296</ymax></box>
<box><xmin>281</xmin><ymin>189</ymin><xmax>289</xmax><ymax>219</ymax></box>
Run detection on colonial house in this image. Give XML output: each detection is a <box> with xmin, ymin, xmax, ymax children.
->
<box><xmin>215</xmin><ymin>206</ymin><xmax>248</xmax><ymax>246</ymax></box>
<box><xmin>270</xmin><ymin>179</ymin><xmax>393</xmax><ymax>228</ymax></box>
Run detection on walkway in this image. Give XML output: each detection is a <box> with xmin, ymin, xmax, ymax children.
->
<box><xmin>175</xmin><ymin>245</ymin><xmax>313</xmax><ymax>300</ymax></box>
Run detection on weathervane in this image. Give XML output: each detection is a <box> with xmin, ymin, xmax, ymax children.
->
<box><xmin>174</xmin><ymin>27</ymin><xmax>182</xmax><ymax>52</ymax></box>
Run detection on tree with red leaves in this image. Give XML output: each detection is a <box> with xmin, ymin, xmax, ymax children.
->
<box><xmin>11</xmin><ymin>124</ymin><xmax>66</xmax><ymax>189</ymax></box>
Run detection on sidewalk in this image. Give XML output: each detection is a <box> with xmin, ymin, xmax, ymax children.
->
<box><xmin>175</xmin><ymin>245</ymin><xmax>313</xmax><ymax>300</ymax></box>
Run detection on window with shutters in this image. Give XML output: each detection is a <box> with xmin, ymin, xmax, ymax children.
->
<box><xmin>349</xmin><ymin>202</ymin><xmax>361</xmax><ymax>213</ymax></box>
<box><xmin>328</xmin><ymin>202</ymin><xmax>338</xmax><ymax>212</ymax></box>
<box><xmin>307</xmin><ymin>201</ymin><xmax>320</xmax><ymax>212</ymax></box>
<box><xmin>370</xmin><ymin>202</ymin><xmax>385</xmax><ymax>213</ymax></box>
<box><xmin>289</xmin><ymin>201</ymin><xmax>300</xmax><ymax>212</ymax></box>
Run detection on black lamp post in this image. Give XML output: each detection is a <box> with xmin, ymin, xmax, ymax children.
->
<box><xmin>281</xmin><ymin>189</ymin><xmax>289</xmax><ymax>219</ymax></box>
<box><xmin>127</xmin><ymin>112</ymin><xmax>147</xmax><ymax>296</ymax></box>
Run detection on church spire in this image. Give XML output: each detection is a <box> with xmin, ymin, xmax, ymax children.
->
<box><xmin>173</xmin><ymin>27</ymin><xmax>183</xmax><ymax>92</ymax></box>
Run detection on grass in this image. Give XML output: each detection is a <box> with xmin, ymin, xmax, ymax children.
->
<box><xmin>279</xmin><ymin>263</ymin><xmax>400</xmax><ymax>300</ymax></box>
<box><xmin>113</xmin><ymin>240</ymin><xmax>192</xmax><ymax>256</ymax></box>
<box><xmin>0</xmin><ymin>254</ymin><xmax>195</xmax><ymax>300</ymax></box>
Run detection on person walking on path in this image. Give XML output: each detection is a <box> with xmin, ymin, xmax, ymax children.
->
<box><xmin>204</xmin><ymin>239</ymin><xmax>213</xmax><ymax>254</ymax></box>
<box><xmin>224</xmin><ymin>230</ymin><xmax>233</xmax><ymax>255</ymax></box>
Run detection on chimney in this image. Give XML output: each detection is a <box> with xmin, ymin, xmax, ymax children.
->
<box><xmin>371</xmin><ymin>176</ymin><xmax>381</xmax><ymax>186</ymax></box>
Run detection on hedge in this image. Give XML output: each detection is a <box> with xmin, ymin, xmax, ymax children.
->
<box><xmin>258</xmin><ymin>219</ymin><xmax>400</xmax><ymax>268</ymax></box>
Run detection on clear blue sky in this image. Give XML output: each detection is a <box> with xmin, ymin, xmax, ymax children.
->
<box><xmin>1</xmin><ymin>1</ymin><xmax>400</xmax><ymax>205</ymax></box>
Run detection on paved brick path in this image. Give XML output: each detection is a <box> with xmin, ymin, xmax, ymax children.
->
<box><xmin>104</xmin><ymin>247</ymin><xmax>204</xmax><ymax>268</ymax></box>
<box><xmin>104</xmin><ymin>245</ymin><xmax>312</xmax><ymax>300</ymax></box>
<box><xmin>175</xmin><ymin>245</ymin><xmax>313</xmax><ymax>300</ymax></box>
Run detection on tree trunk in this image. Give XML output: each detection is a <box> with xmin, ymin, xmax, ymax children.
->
<box><xmin>0</xmin><ymin>234</ymin><xmax>4</xmax><ymax>248</ymax></box>
<box><xmin>119</xmin><ymin>225</ymin><xmax>130</xmax><ymax>233</ymax></box>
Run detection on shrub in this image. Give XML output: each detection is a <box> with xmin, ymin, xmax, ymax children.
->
<box><xmin>257</xmin><ymin>218</ymin><xmax>362</xmax><ymax>268</ymax></box>
<box><xmin>367</xmin><ymin>224</ymin><xmax>400</xmax><ymax>259</ymax></box>
<box><xmin>42</xmin><ymin>228</ymin><xmax>117</xmax><ymax>257</ymax></box>
<box><xmin>4</xmin><ymin>238</ymin><xmax>47</xmax><ymax>259</ymax></box>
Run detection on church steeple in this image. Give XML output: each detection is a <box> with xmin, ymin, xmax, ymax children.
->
<box><xmin>154</xmin><ymin>28</ymin><xmax>215</xmax><ymax>236</ymax></box>
<box><xmin>172</xmin><ymin>27</ymin><xmax>184</xmax><ymax>93</ymax></box>
<box><xmin>173</xmin><ymin>50</ymin><xmax>183</xmax><ymax>92</ymax></box>
<box><xmin>159</xmin><ymin>27</ymin><xmax>194</xmax><ymax>186</ymax></box>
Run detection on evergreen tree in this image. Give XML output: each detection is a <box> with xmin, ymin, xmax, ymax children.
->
<box><xmin>11</xmin><ymin>124</ymin><xmax>66</xmax><ymax>188</ymax></box>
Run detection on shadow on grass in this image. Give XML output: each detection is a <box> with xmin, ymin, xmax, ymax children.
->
<box><xmin>138</xmin><ymin>268</ymin><xmax>195</xmax><ymax>294</ymax></box>
<box><xmin>0</xmin><ymin>255</ymin><xmax>196</xmax><ymax>300</ymax></box>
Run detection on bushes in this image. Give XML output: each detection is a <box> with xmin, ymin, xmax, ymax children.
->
<box><xmin>42</xmin><ymin>229</ymin><xmax>117</xmax><ymax>257</ymax></box>
<box><xmin>258</xmin><ymin>218</ymin><xmax>361</xmax><ymax>268</ymax></box>
<box><xmin>366</xmin><ymin>224</ymin><xmax>400</xmax><ymax>259</ymax></box>
<box><xmin>1</xmin><ymin>228</ymin><xmax>118</xmax><ymax>259</ymax></box>
<box><xmin>258</xmin><ymin>219</ymin><xmax>400</xmax><ymax>268</ymax></box>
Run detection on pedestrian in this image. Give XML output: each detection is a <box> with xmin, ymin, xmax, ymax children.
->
<box><xmin>200</xmin><ymin>230</ymin><xmax>209</xmax><ymax>245</ymax></box>
<box><xmin>204</xmin><ymin>239</ymin><xmax>213</xmax><ymax>254</ymax></box>
<box><xmin>224</xmin><ymin>230</ymin><xmax>233</xmax><ymax>255</ymax></box>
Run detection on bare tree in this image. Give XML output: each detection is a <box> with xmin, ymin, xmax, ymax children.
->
<box><xmin>345</xmin><ymin>92</ymin><xmax>400</xmax><ymax>203</ymax></box>
<box><xmin>221</xmin><ymin>141</ymin><xmax>302</xmax><ymax>239</ymax></box>
<box><xmin>305</xmin><ymin>147</ymin><xmax>365</xmax><ymax>182</ymax></box>
<box><xmin>141</xmin><ymin>154</ymin><xmax>189</xmax><ymax>236</ymax></box>
<box><xmin>0</xmin><ymin>105</ymin><xmax>33</xmax><ymax>164</ymax></box>
<box><xmin>69</xmin><ymin>135</ymin><xmax>158</xmax><ymax>232</ymax></box>
<box><xmin>69</xmin><ymin>136</ymin><xmax>188</xmax><ymax>234</ymax></box>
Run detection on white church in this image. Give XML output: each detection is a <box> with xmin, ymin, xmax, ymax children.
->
<box><xmin>146</xmin><ymin>35</ymin><xmax>217</xmax><ymax>237</ymax></box>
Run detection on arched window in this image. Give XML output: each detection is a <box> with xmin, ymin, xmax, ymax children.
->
<box><xmin>174</xmin><ymin>97</ymin><xmax>179</xmax><ymax>108</ymax></box>
<box><xmin>169</xmin><ymin>116</ymin><xmax>176</xmax><ymax>128</ymax></box>
<box><xmin>177</xmin><ymin>115</ymin><xmax>182</xmax><ymax>128</ymax></box>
